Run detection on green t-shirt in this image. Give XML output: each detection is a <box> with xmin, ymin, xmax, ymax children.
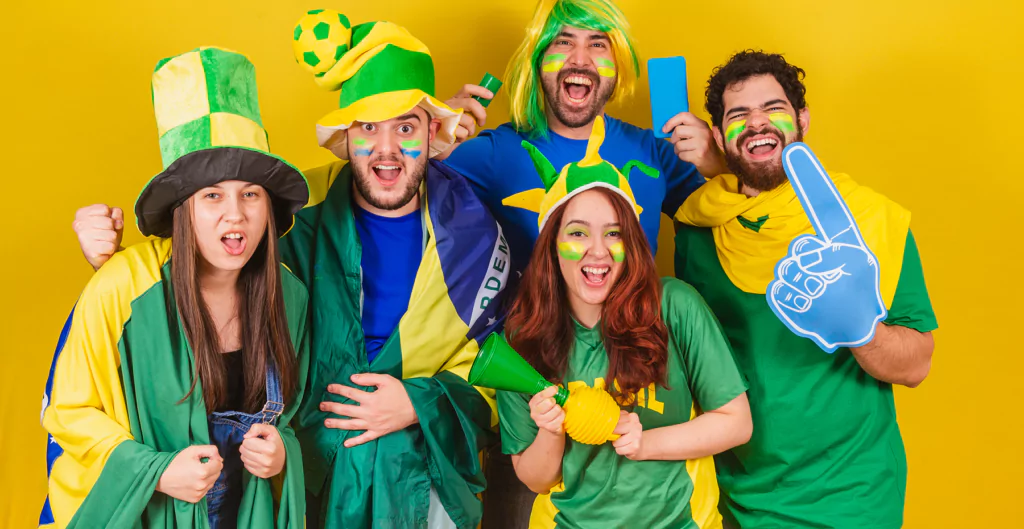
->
<box><xmin>497</xmin><ymin>278</ymin><xmax>748</xmax><ymax>529</ymax></box>
<box><xmin>674</xmin><ymin>227</ymin><xmax>938</xmax><ymax>529</ymax></box>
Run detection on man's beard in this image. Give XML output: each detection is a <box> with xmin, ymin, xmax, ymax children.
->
<box><xmin>542</xmin><ymin>68</ymin><xmax>615</xmax><ymax>129</ymax></box>
<box><xmin>352</xmin><ymin>154</ymin><xmax>428</xmax><ymax>211</ymax></box>
<box><xmin>725</xmin><ymin>125</ymin><xmax>804</xmax><ymax>193</ymax></box>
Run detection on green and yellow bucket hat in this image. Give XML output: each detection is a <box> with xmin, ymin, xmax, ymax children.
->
<box><xmin>135</xmin><ymin>47</ymin><xmax>309</xmax><ymax>238</ymax></box>
<box><xmin>291</xmin><ymin>9</ymin><xmax>461</xmax><ymax>160</ymax></box>
<box><xmin>502</xmin><ymin>115</ymin><xmax>660</xmax><ymax>230</ymax></box>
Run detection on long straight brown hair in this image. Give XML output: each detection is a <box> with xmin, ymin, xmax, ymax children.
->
<box><xmin>171</xmin><ymin>197</ymin><xmax>297</xmax><ymax>413</ymax></box>
<box><xmin>507</xmin><ymin>187</ymin><xmax>668</xmax><ymax>397</ymax></box>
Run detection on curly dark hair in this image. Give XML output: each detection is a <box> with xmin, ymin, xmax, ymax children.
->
<box><xmin>705</xmin><ymin>50</ymin><xmax>807</xmax><ymax>128</ymax></box>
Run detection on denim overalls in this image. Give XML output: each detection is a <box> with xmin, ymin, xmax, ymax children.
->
<box><xmin>205</xmin><ymin>365</ymin><xmax>284</xmax><ymax>529</ymax></box>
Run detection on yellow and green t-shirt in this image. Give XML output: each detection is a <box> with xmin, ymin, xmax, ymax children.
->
<box><xmin>675</xmin><ymin>226</ymin><xmax>937</xmax><ymax>529</ymax></box>
<box><xmin>497</xmin><ymin>278</ymin><xmax>748</xmax><ymax>529</ymax></box>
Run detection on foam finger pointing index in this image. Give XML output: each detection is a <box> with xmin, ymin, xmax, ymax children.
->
<box><xmin>782</xmin><ymin>143</ymin><xmax>860</xmax><ymax>243</ymax></box>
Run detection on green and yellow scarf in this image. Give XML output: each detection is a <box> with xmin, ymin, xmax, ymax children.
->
<box><xmin>676</xmin><ymin>173</ymin><xmax>911</xmax><ymax>307</ymax></box>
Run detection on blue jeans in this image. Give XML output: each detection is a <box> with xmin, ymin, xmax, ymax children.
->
<box><xmin>205</xmin><ymin>366</ymin><xmax>284</xmax><ymax>529</ymax></box>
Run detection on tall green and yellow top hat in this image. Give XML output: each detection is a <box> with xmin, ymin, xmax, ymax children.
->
<box><xmin>291</xmin><ymin>9</ymin><xmax>461</xmax><ymax>159</ymax></box>
<box><xmin>135</xmin><ymin>47</ymin><xmax>309</xmax><ymax>238</ymax></box>
<box><xmin>502</xmin><ymin>115</ymin><xmax>660</xmax><ymax>230</ymax></box>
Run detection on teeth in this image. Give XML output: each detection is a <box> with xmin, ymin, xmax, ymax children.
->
<box><xmin>374</xmin><ymin>165</ymin><xmax>400</xmax><ymax>170</ymax></box>
<box><xmin>223</xmin><ymin>233</ymin><xmax>243</xmax><ymax>239</ymax></box>
<box><xmin>582</xmin><ymin>266</ymin><xmax>610</xmax><ymax>274</ymax></box>
<box><xmin>564</xmin><ymin>75</ymin><xmax>593</xmax><ymax>86</ymax></box>
<box><xmin>745</xmin><ymin>137</ymin><xmax>779</xmax><ymax>152</ymax></box>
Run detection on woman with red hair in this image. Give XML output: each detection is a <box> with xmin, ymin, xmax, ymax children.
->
<box><xmin>497</xmin><ymin>117</ymin><xmax>752</xmax><ymax>528</ymax></box>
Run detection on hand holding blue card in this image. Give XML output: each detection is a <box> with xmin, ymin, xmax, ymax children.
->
<box><xmin>648</xmin><ymin>57</ymin><xmax>689</xmax><ymax>139</ymax></box>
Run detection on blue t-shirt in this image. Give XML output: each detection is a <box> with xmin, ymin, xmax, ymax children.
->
<box><xmin>353</xmin><ymin>206</ymin><xmax>422</xmax><ymax>363</ymax></box>
<box><xmin>442</xmin><ymin>114</ymin><xmax>705</xmax><ymax>278</ymax></box>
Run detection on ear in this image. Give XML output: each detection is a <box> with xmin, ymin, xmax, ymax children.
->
<box><xmin>798</xmin><ymin>107</ymin><xmax>810</xmax><ymax>136</ymax></box>
<box><xmin>712</xmin><ymin>125</ymin><xmax>725</xmax><ymax>153</ymax></box>
<box><xmin>428</xmin><ymin>117</ymin><xmax>442</xmax><ymax>143</ymax></box>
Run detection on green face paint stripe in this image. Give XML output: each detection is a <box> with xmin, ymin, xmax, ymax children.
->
<box><xmin>725</xmin><ymin>120</ymin><xmax>746</xmax><ymax>143</ymax></box>
<box><xmin>400</xmin><ymin>139</ymin><xmax>423</xmax><ymax>148</ymax></box>
<box><xmin>609</xmin><ymin>242</ymin><xmax>625</xmax><ymax>263</ymax></box>
<box><xmin>557</xmin><ymin>241</ymin><xmax>586</xmax><ymax>261</ymax></box>
<box><xmin>352</xmin><ymin>138</ymin><xmax>368</xmax><ymax>146</ymax></box>
<box><xmin>596</xmin><ymin>58</ymin><xmax>614</xmax><ymax>68</ymax></box>
<box><xmin>769</xmin><ymin>113</ymin><xmax>796</xmax><ymax>132</ymax></box>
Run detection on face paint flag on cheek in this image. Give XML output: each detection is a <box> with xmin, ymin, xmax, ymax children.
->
<box><xmin>608</xmin><ymin>241</ymin><xmax>625</xmax><ymax>262</ymax></box>
<box><xmin>558</xmin><ymin>241</ymin><xmax>586</xmax><ymax>261</ymax></box>
<box><xmin>725</xmin><ymin>120</ymin><xmax>746</xmax><ymax>144</ymax></box>
<box><xmin>769</xmin><ymin>113</ymin><xmax>796</xmax><ymax>133</ymax></box>
<box><xmin>400</xmin><ymin>139</ymin><xmax>423</xmax><ymax>158</ymax></box>
<box><xmin>542</xmin><ymin>53</ymin><xmax>566</xmax><ymax>72</ymax></box>
<box><xmin>352</xmin><ymin>138</ymin><xmax>374</xmax><ymax>157</ymax></box>
<box><xmin>596</xmin><ymin>58</ymin><xmax>616</xmax><ymax>78</ymax></box>
<box><xmin>766</xmin><ymin>142</ymin><xmax>887</xmax><ymax>353</ymax></box>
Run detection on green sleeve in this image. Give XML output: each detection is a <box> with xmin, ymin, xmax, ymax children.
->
<box><xmin>662</xmin><ymin>278</ymin><xmax>748</xmax><ymax>411</ymax></box>
<box><xmin>884</xmin><ymin>230</ymin><xmax>938</xmax><ymax>333</ymax></box>
<box><xmin>497</xmin><ymin>389</ymin><xmax>538</xmax><ymax>456</ymax></box>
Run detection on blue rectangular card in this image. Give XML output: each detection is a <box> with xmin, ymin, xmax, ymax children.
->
<box><xmin>648</xmin><ymin>56</ymin><xmax>689</xmax><ymax>139</ymax></box>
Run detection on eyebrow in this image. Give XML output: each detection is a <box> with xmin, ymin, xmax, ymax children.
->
<box><xmin>725</xmin><ymin>99</ymin><xmax>790</xmax><ymax>119</ymax></box>
<box><xmin>564</xmin><ymin>219</ymin><xmax>590</xmax><ymax>226</ymax></box>
<box><xmin>394</xmin><ymin>113</ymin><xmax>422</xmax><ymax>123</ymax></box>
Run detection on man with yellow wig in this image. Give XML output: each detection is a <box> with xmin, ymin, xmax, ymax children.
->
<box><xmin>442</xmin><ymin>0</ymin><xmax>725</xmax><ymax>281</ymax></box>
<box><xmin>438</xmin><ymin>2</ymin><xmax>730</xmax><ymax>527</ymax></box>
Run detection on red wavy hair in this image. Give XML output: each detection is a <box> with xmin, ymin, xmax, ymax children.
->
<box><xmin>506</xmin><ymin>187</ymin><xmax>668</xmax><ymax>396</ymax></box>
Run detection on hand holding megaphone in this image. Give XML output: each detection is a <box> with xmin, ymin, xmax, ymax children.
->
<box><xmin>469</xmin><ymin>333</ymin><xmax>621</xmax><ymax>445</ymax></box>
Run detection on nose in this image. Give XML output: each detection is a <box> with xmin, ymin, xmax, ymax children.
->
<box><xmin>374</xmin><ymin>129</ymin><xmax>399</xmax><ymax>157</ymax></box>
<box><xmin>746</xmin><ymin>109</ymin><xmax>771</xmax><ymax>131</ymax></box>
<box><xmin>565</xmin><ymin>45</ymin><xmax>590</xmax><ymax>69</ymax></box>
<box><xmin>589</xmin><ymin>237</ymin><xmax>609</xmax><ymax>259</ymax></box>
<box><xmin>223</xmin><ymin>194</ymin><xmax>244</xmax><ymax>222</ymax></box>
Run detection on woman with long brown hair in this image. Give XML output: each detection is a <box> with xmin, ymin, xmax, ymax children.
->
<box><xmin>497</xmin><ymin>117</ymin><xmax>753</xmax><ymax>528</ymax></box>
<box><xmin>41</xmin><ymin>48</ymin><xmax>310</xmax><ymax>529</ymax></box>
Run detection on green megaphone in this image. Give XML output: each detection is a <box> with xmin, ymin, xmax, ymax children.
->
<box><xmin>469</xmin><ymin>333</ymin><xmax>569</xmax><ymax>406</ymax></box>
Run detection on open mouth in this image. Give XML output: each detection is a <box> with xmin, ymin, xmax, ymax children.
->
<box><xmin>221</xmin><ymin>232</ymin><xmax>246</xmax><ymax>256</ymax></box>
<box><xmin>562</xmin><ymin>74</ymin><xmax>594</xmax><ymax>106</ymax></box>
<box><xmin>372</xmin><ymin>162</ymin><xmax>403</xmax><ymax>187</ymax></box>
<box><xmin>581</xmin><ymin>265</ymin><xmax>610</xmax><ymax>286</ymax></box>
<box><xmin>744</xmin><ymin>134</ymin><xmax>781</xmax><ymax>159</ymax></box>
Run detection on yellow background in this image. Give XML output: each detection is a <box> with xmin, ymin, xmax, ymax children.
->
<box><xmin>1</xmin><ymin>0</ymin><xmax>1019</xmax><ymax>526</ymax></box>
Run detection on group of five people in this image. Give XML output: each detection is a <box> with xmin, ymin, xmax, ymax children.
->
<box><xmin>40</xmin><ymin>1</ymin><xmax>937</xmax><ymax>528</ymax></box>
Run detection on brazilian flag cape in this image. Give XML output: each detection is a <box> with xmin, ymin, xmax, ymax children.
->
<box><xmin>286</xmin><ymin>160</ymin><xmax>509</xmax><ymax>528</ymax></box>
<box><xmin>39</xmin><ymin>238</ymin><xmax>310</xmax><ymax>528</ymax></box>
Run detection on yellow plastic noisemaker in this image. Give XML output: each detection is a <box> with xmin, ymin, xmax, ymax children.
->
<box><xmin>468</xmin><ymin>333</ymin><xmax>621</xmax><ymax>445</ymax></box>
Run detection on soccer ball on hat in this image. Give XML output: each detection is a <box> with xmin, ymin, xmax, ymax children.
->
<box><xmin>292</xmin><ymin>9</ymin><xmax>352</xmax><ymax>77</ymax></box>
